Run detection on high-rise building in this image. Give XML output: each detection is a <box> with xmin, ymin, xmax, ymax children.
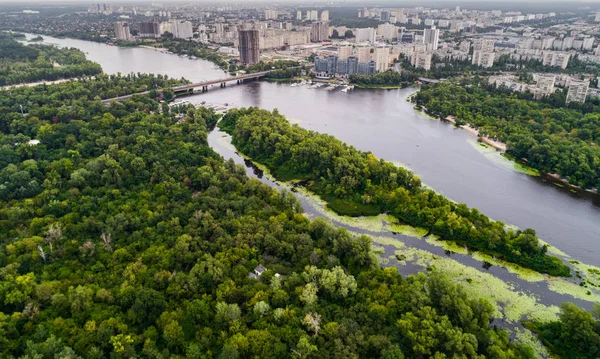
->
<box><xmin>566</xmin><ymin>80</ymin><xmax>589</xmax><ymax>103</ymax></box>
<box><xmin>310</xmin><ymin>22</ymin><xmax>329</xmax><ymax>42</ymax></box>
<box><xmin>321</xmin><ymin>10</ymin><xmax>329</xmax><ymax>22</ymax></box>
<box><xmin>338</xmin><ymin>46</ymin><xmax>353</xmax><ymax>60</ymax></box>
<box><xmin>327</xmin><ymin>55</ymin><xmax>338</xmax><ymax>74</ymax></box>
<box><xmin>381</xmin><ymin>11</ymin><xmax>390</xmax><ymax>22</ymax></box>
<box><xmin>114</xmin><ymin>22</ymin><xmax>132</xmax><ymax>41</ymax></box>
<box><xmin>356</xmin><ymin>46</ymin><xmax>371</xmax><ymax>63</ymax></box>
<box><xmin>423</xmin><ymin>26</ymin><xmax>439</xmax><ymax>50</ymax></box>
<box><xmin>238</xmin><ymin>26</ymin><xmax>260</xmax><ymax>65</ymax></box>
<box><xmin>165</xmin><ymin>20</ymin><xmax>193</xmax><ymax>39</ymax></box>
<box><xmin>595</xmin><ymin>12</ymin><xmax>600</xmax><ymax>22</ymax></box>
<box><xmin>583</xmin><ymin>37</ymin><xmax>595</xmax><ymax>51</ymax></box>
<box><xmin>311</xmin><ymin>10</ymin><xmax>318</xmax><ymax>21</ymax></box>
<box><xmin>355</xmin><ymin>27</ymin><xmax>376</xmax><ymax>43</ymax></box>
<box><xmin>297</xmin><ymin>10</ymin><xmax>302</xmax><ymax>21</ymax></box>
<box><xmin>375</xmin><ymin>46</ymin><xmax>389</xmax><ymax>72</ymax></box>
<box><xmin>412</xmin><ymin>52</ymin><xmax>432</xmax><ymax>70</ymax></box>
<box><xmin>472</xmin><ymin>51</ymin><xmax>495</xmax><ymax>68</ymax></box>
<box><xmin>347</xmin><ymin>56</ymin><xmax>358</xmax><ymax>74</ymax></box>
<box><xmin>265</xmin><ymin>9</ymin><xmax>278</xmax><ymax>20</ymax></box>
<box><xmin>139</xmin><ymin>22</ymin><xmax>161</xmax><ymax>38</ymax></box>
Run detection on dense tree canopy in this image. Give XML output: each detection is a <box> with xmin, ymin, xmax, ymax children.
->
<box><xmin>221</xmin><ymin>108</ymin><xmax>571</xmax><ymax>277</ymax></box>
<box><xmin>415</xmin><ymin>81</ymin><xmax>600</xmax><ymax>190</ymax></box>
<box><xmin>526</xmin><ymin>303</ymin><xmax>600</xmax><ymax>359</ymax></box>
<box><xmin>0</xmin><ymin>32</ymin><xmax>102</xmax><ymax>86</ymax></box>
<box><xmin>0</xmin><ymin>77</ymin><xmax>540</xmax><ymax>358</ymax></box>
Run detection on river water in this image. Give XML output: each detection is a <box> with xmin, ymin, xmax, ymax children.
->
<box><xmin>28</xmin><ymin>34</ymin><xmax>600</xmax><ymax>314</ymax></box>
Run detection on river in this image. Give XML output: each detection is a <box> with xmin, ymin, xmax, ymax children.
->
<box><xmin>28</xmin><ymin>34</ymin><xmax>600</xmax><ymax>317</ymax></box>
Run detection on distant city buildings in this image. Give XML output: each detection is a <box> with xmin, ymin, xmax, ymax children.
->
<box><xmin>264</xmin><ymin>9</ymin><xmax>278</xmax><ymax>20</ymax></box>
<box><xmin>542</xmin><ymin>51</ymin><xmax>571</xmax><ymax>69</ymax></box>
<box><xmin>238</xmin><ymin>26</ymin><xmax>260</xmax><ymax>65</ymax></box>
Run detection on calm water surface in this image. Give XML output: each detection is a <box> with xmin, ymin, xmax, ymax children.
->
<box><xmin>33</xmin><ymin>34</ymin><xmax>600</xmax><ymax>267</ymax></box>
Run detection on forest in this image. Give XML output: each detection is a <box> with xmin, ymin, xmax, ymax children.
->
<box><xmin>414</xmin><ymin>81</ymin><xmax>600</xmax><ymax>190</ymax></box>
<box><xmin>220</xmin><ymin>108</ymin><xmax>571</xmax><ymax>277</ymax></box>
<box><xmin>0</xmin><ymin>32</ymin><xmax>102</xmax><ymax>86</ymax></box>
<box><xmin>0</xmin><ymin>75</ymin><xmax>550</xmax><ymax>358</ymax></box>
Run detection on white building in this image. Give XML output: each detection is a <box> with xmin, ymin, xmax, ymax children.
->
<box><xmin>472</xmin><ymin>51</ymin><xmax>495</xmax><ymax>67</ymax></box>
<box><xmin>321</xmin><ymin>10</ymin><xmax>329</xmax><ymax>22</ymax></box>
<box><xmin>423</xmin><ymin>26</ymin><xmax>440</xmax><ymax>51</ymax></box>
<box><xmin>356</xmin><ymin>27</ymin><xmax>376</xmax><ymax>43</ymax></box>
<box><xmin>566</xmin><ymin>80</ymin><xmax>589</xmax><ymax>103</ymax></box>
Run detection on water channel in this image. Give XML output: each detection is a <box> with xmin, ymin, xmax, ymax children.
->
<box><xmin>26</xmin><ymin>34</ymin><xmax>600</xmax><ymax>321</ymax></box>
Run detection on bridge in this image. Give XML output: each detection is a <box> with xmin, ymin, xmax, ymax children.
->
<box><xmin>101</xmin><ymin>70</ymin><xmax>273</xmax><ymax>104</ymax></box>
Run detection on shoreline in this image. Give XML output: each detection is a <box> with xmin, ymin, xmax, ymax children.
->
<box><xmin>416</xmin><ymin>105</ymin><xmax>599</xmax><ymax>196</ymax></box>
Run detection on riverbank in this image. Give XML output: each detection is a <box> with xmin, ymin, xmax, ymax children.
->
<box><xmin>415</xmin><ymin>103</ymin><xmax>600</xmax><ymax>196</ymax></box>
<box><xmin>1</xmin><ymin>77</ymin><xmax>75</xmax><ymax>90</ymax></box>
<box><xmin>351</xmin><ymin>83</ymin><xmax>407</xmax><ymax>89</ymax></box>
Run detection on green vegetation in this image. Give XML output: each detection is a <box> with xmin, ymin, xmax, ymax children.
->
<box><xmin>525</xmin><ymin>303</ymin><xmax>600</xmax><ymax>359</ymax></box>
<box><xmin>0</xmin><ymin>74</ymin><xmax>543</xmax><ymax>358</ymax></box>
<box><xmin>349</xmin><ymin>70</ymin><xmax>417</xmax><ymax>88</ymax></box>
<box><xmin>415</xmin><ymin>81</ymin><xmax>600</xmax><ymax>190</ymax></box>
<box><xmin>220</xmin><ymin>108</ymin><xmax>571</xmax><ymax>277</ymax></box>
<box><xmin>0</xmin><ymin>32</ymin><xmax>102</xmax><ymax>86</ymax></box>
<box><xmin>246</xmin><ymin>60</ymin><xmax>302</xmax><ymax>79</ymax></box>
<box><xmin>158</xmin><ymin>39</ymin><xmax>229</xmax><ymax>69</ymax></box>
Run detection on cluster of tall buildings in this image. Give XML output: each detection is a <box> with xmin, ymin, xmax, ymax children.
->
<box><xmin>297</xmin><ymin>9</ymin><xmax>329</xmax><ymax>22</ymax></box>
<box><xmin>88</xmin><ymin>3</ymin><xmax>112</xmax><ymax>15</ymax></box>
<box><xmin>314</xmin><ymin>46</ymin><xmax>390</xmax><ymax>77</ymax></box>
<box><xmin>132</xmin><ymin>20</ymin><xmax>193</xmax><ymax>40</ymax></box>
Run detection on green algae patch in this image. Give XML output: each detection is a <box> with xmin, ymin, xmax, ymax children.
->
<box><xmin>501</xmin><ymin>153</ymin><xmax>541</xmax><ymax>176</ymax></box>
<box><xmin>384</xmin><ymin>223</ymin><xmax>428</xmax><ymax>238</ymax></box>
<box><xmin>371</xmin><ymin>245</ymin><xmax>386</xmax><ymax>254</ymax></box>
<box><xmin>547</xmin><ymin>277</ymin><xmax>600</xmax><ymax>302</ymax></box>
<box><xmin>425</xmin><ymin>235</ymin><xmax>469</xmax><ymax>255</ymax></box>
<box><xmin>370</xmin><ymin>235</ymin><xmax>405</xmax><ymax>249</ymax></box>
<box><xmin>471</xmin><ymin>252</ymin><xmax>545</xmax><ymax>283</ymax></box>
<box><xmin>468</xmin><ymin>141</ymin><xmax>540</xmax><ymax>176</ymax></box>
<box><xmin>393</xmin><ymin>247</ymin><xmax>560</xmax><ymax>323</ymax></box>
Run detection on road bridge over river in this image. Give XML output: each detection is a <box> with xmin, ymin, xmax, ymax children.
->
<box><xmin>101</xmin><ymin>70</ymin><xmax>272</xmax><ymax>104</ymax></box>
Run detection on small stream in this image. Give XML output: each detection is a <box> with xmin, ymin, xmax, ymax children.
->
<box><xmin>207</xmin><ymin>125</ymin><xmax>596</xmax><ymax>320</ymax></box>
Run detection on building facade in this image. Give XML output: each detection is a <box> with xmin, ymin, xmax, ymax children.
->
<box><xmin>238</xmin><ymin>27</ymin><xmax>260</xmax><ymax>65</ymax></box>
